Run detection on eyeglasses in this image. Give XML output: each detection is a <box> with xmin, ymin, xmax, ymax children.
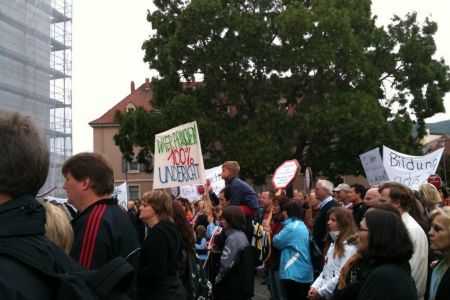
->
<box><xmin>358</xmin><ymin>227</ymin><xmax>369</xmax><ymax>232</ymax></box>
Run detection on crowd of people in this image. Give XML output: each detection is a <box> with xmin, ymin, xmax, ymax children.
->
<box><xmin>1</xmin><ymin>110</ymin><xmax>450</xmax><ymax>300</ymax></box>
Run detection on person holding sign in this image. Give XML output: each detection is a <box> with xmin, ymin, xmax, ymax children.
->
<box><xmin>220</xmin><ymin>161</ymin><xmax>259</xmax><ymax>217</ymax></box>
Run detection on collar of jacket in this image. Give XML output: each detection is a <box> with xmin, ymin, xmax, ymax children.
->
<box><xmin>0</xmin><ymin>194</ymin><xmax>46</xmax><ymax>237</ymax></box>
<box><xmin>72</xmin><ymin>198</ymin><xmax>117</xmax><ymax>221</ymax></box>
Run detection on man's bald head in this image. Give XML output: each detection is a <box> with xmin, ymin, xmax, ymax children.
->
<box><xmin>364</xmin><ymin>187</ymin><xmax>380</xmax><ymax>208</ymax></box>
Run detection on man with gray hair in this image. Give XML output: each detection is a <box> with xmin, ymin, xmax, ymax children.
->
<box><xmin>313</xmin><ymin>180</ymin><xmax>338</xmax><ymax>256</ymax></box>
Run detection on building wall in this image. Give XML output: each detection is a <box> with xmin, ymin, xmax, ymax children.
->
<box><xmin>93</xmin><ymin>125</ymin><xmax>153</xmax><ymax>200</ymax></box>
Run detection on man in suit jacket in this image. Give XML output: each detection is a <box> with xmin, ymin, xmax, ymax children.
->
<box><xmin>312</xmin><ymin>180</ymin><xmax>338</xmax><ymax>257</ymax></box>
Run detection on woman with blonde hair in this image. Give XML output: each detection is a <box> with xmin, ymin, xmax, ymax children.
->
<box><xmin>308</xmin><ymin>207</ymin><xmax>358</xmax><ymax>300</ymax></box>
<box><xmin>193</xmin><ymin>195</ymin><xmax>213</xmax><ymax>230</ymax></box>
<box><xmin>420</xmin><ymin>183</ymin><xmax>442</xmax><ymax>217</ymax></box>
<box><xmin>428</xmin><ymin>207</ymin><xmax>450</xmax><ymax>300</ymax></box>
<box><xmin>43</xmin><ymin>202</ymin><xmax>74</xmax><ymax>254</ymax></box>
<box><xmin>137</xmin><ymin>190</ymin><xmax>185</xmax><ymax>299</ymax></box>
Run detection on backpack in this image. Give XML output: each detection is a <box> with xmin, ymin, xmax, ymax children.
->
<box><xmin>250</xmin><ymin>220</ymin><xmax>271</xmax><ymax>267</ymax></box>
<box><xmin>0</xmin><ymin>243</ymin><xmax>134</xmax><ymax>300</ymax></box>
<box><xmin>185</xmin><ymin>249</ymin><xmax>212</xmax><ymax>300</ymax></box>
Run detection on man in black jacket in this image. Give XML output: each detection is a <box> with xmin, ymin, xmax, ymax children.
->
<box><xmin>0</xmin><ymin>111</ymin><xmax>84</xmax><ymax>299</ymax></box>
<box><xmin>62</xmin><ymin>152</ymin><xmax>140</xmax><ymax>271</ymax></box>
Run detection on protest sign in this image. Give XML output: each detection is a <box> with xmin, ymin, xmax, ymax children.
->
<box><xmin>383</xmin><ymin>146</ymin><xmax>444</xmax><ymax>190</ymax></box>
<box><xmin>272</xmin><ymin>160</ymin><xmax>300</xmax><ymax>190</ymax></box>
<box><xmin>153</xmin><ymin>121</ymin><xmax>205</xmax><ymax>189</ymax></box>
<box><xmin>179</xmin><ymin>165</ymin><xmax>225</xmax><ymax>201</ymax></box>
<box><xmin>45</xmin><ymin>195</ymin><xmax>68</xmax><ymax>204</ymax></box>
<box><xmin>359</xmin><ymin>148</ymin><xmax>389</xmax><ymax>186</ymax></box>
<box><xmin>112</xmin><ymin>182</ymin><xmax>128</xmax><ymax>210</ymax></box>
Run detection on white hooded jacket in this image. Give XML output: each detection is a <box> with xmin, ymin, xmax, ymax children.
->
<box><xmin>311</xmin><ymin>237</ymin><xmax>357</xmax><ymax>299</ymax></box>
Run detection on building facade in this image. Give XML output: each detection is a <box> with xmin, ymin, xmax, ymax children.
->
<box><xmin>0</xmin><ymin>0</ymin><xmax>72</xmax><ymax>197</ymax></box>
<box><xmin>90</xmin><ymin>79</ymin><xmax>154</xmax><ymax>200</ymax></box>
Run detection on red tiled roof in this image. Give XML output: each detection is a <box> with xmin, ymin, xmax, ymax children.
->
<box><xmin>89</xmin><ymin>80</ymin><xmax>153</xmax><ymax>126</ymax></box>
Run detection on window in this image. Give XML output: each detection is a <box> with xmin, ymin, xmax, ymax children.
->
<box><xmin>126</xmin><ymin>103</ymin><xmax>135</xmax><ymax>112</ymax></box>
<box><xmin>129</xmin><ymin>185</ymin><xmax>140</xmax><ymax>200</ymax></box>
<box><xmin>122</xmin><ymin>156</ymin><xmax>140</xmax><ymax>173</ymax></box>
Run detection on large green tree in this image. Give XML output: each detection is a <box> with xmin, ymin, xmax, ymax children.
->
<box><xmin>115</xmin><ymin>0</ymin><xmax>450</xmax><ymax>184</ymax></box>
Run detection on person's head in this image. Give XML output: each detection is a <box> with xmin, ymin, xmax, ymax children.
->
<box><xmin>140</xmin><ymin>190</ymin><xmax>173</xmax><ymax>227</ymax></box>
<box><xmin>272</xmin><ymin>195</ymin><xmax>290</xmax><ymax>218</ymax></box>
<box><xmin>419</xmin><ymin>183</ymin><xmax>442</xmax><ymax>208</ymax></box>
<box><xmin>315</xmin><ymin>180</ymin><xmax>334</xmax><ymax>201</ymax></box>
<box><xmin>429</xmin><ymin>207</ymin><xmax>450</xmax><ymax>255</ymax></box>
<box><xmin>197</xmin><ymin>195</ymin><xmax>213</xmax><ymax>216</ymax></box>
<box><xmin>261</xmin><ymin>191</ymin><xmax>275</xmax><ymax>208</ymax></box>
<box><xmin>43</xmin><ymin>202</ymin><xmax>74</xmax><ymax>254</ymax></box>
<box><xmin>357</xmin><ymin>210</ymin><xmax>413</xmax><ymax>264</ymax></box>
<box><xmin>326</xmin><ymin>207</ymin><xmax>356</xmax><ymax>258</ymax></box>
<box><xmin>282</xmin><ymin>201</ymin><xmax>303</xmax><ymax>220</ymax></box>
<box><xmin>378</xmin><ymin>182</ymin><xmax>414</xmax><ymax>212</ymax></box>
<box><xmin>293</xmin><ymin>189</ymin><xmax>306</xmax><ymax>204</ymax></box>
<box><xmin>127</xmin><ymin>201</ymin><xmax>137</xmax><ymax>212</ymax></box>
<box><xmin>220</xmin><ymin>161</ymin><xmax>240</xmax><ymax>180</ymax></box>
<box><xmin>221</xmin><ymin>187</ymin><xmax>231</xmax><ymax>209</ymax></box>
<box><xmin>221</xmin><ymin>206</ymin><xmax>246</xmax><ymax>231</ymax></box>
<box><xmin>349</xmin><ymin>184</ymin><xmax>366</xmax><ymax>204</ymax></box>
<box><xmin>308</xmin><ymin>189</ymin><xmax>320</xmax><ymax>209</ymax></box>
<box><xmin>196</xmin><ymin>225</ymin><xmax>206</xmax><ymax>237</ymax></box>
<box><xmin>364</xmin><ymin>187</ymin><xmax>380</xmax><ymax>208</ymax></box>
<box><xmin>0</xmin><ymin>111</ymin><xmax>49</xmax><ymax>201</ymax></box>
<box><xmin>333</xmin><ymin>183</ymin><xmax>350</xmax><ymax>204</ymax></box>
<box><xmin>62</xmin><ymin>152</ymin><xmax>114</xmax><ymax>209</ymax></box>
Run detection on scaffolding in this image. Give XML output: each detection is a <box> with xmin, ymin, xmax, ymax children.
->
<box><xmin>0</xmin><ymin>0</ymin><xmax>72</xmax><ymax>197</ymax></box>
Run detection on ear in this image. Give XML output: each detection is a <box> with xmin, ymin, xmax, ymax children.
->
<box><xmin>80</xmin><ymin>177</ymin><xmax>91</xmax><ymax>191</ymax></box>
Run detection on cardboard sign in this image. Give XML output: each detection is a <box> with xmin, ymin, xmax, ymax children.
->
<box><xmin>153</xmin><ymin>121</ymin><xmax>205</xmax><ymax>189</ymax></box>
<box><xmin>383</xmin><ymin>146</ymin><xmax>444</xmax><ymax>191</ymax></box>
<box><xmin>304</xmin><ymin>167</ymin><xmax>313</xmax><ymax>190</ymax></box>
<box><xmin>272</xmin><ymin>160</ymin><xmax>300</xmax><ymax>189</ymax></box>
<box><xmin>359</xmin><ymin>148</ymin><xmax>389</xmax><ymax>186</ymax></box>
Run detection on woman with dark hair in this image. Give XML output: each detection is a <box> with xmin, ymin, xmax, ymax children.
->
<box><xmin>273</xmin><ymin>201</ymin><xmax>313</xmax><ymax>300</ymax></box>
<box><xmin>266</xmin><ymin>195</ymin><xmax>290</xmax><ymax>300</ymax></box>
<box><xmin>172</xmin><ymin>203</ymin><xmax>196</xmax><ymax>298</ymax></box>
<box><xmin>334</xmin><ymin>209</ymin><xmax>417</xmax><ymax>300</ymax></box>
<box><xmin>214</xmin><ymin>205</ymin><xmax>254</xmax><ymax>300</ymax></box>
<box><xmin>137</xmin><ymin>190</ymin><xmax>185</xmax><ymax>300</ymax></box>
<box><xmin>308</xmin><ymin>207</ymin><xmax>357</xmax><ymax>300</ymax></box>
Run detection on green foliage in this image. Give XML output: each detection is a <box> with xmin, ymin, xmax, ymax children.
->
<box><xmin>115</xmin><ymin>0</ymin><xmax>450</xmax><ymax>184</ymax></box>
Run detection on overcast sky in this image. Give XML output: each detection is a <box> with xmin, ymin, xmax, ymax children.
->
<box><xmin>72</xmin><ymin>0</ymin><xmax>450</xmax><ymax>154</ymax></box>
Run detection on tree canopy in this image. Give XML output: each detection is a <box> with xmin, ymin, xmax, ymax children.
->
<box><xmin>114</xmin><ymin>0</ymin><xmax>450</xmax><ymax>184</ymax></box>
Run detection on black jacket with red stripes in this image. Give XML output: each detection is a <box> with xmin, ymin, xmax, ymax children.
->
<box><xmin>71</xmin><ymin>198</ymin><xmax>141</xmax><ymax>270</ymax></box>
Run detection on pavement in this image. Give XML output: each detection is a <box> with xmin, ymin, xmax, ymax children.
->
<box><xmin>253</xmin><ymin>268</ymin><xmax>270</xmax><ymax>300</ymax></box>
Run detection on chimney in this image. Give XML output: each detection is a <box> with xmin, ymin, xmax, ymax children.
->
<box><xmin>145</xmin><ymin>78</ymin><xmax>150</xmax><ymax>91</ymax></box>
<box><xmin>130</xmin><ymin>81</ymin><xmax>135</xmax><ymax>92</ymax></box>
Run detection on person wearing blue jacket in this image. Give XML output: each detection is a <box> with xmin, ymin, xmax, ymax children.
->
<box><xmin>273</xmin><ymin>201</ymin><xmax>313</xmax><ymax>300</ymax></box>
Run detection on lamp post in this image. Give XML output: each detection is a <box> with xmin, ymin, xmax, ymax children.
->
<box><xmin>439</xmin><ymin>139</ymin><xmax>448</xmax><ymax>185</ymax></box>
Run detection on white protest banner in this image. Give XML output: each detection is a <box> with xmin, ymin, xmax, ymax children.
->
<box><xmin>179</xmin><ymin>165</ymin><xmax>225</xmax><ymax>201</ymax></box>
<box><xmin>272</xmin><ymin>160</ymin><xmax>300</xmax><ymax>190</ymax></box>
<box><xmin>205</xmin><ymin>165</ymin><xmax>225</xmax><ymax>196</ymax></box>
<box><xmin>179</xmin><ymin>185</ymin><xmax>201</xmax><ymax>201</ymax></box>
<box><xmin>153</xmin><ymin>121</ymin><xmax>205</xmax><ymax>189</ymax></box>
<box><xmin>112</xmin><ymin>182</ymin><xmax>128</xmax><ymax>210</ymax></box>
<box><xmin>359</xmin><ymin>148</ymin><xmax>389</xmax><ymax>186</ymax></box>
<box><xmin>45</xmin><ymin>195</ymin><xmax>68</xmax><ymax>204</ymax></box>
<box><xmin>383</xmin><ymin>146</ymin><xmax>444</xmax><ymax>191</ymax></box>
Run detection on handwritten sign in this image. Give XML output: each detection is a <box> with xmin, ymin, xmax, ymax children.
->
<box><xmin>178</xmin><ymin>165</ymin><xmax>225</xmax><ymax>201</ymax></box>
<box><xmin>153</xmin><ymin>121</ymin><xmax>205</xmax><ymax>189</ymax></box>
<box><xmin>272</xmin><ymin>160</ymin><xmax>300</xmax><ymax>190</ymax></box>
<box><xmin>383</xmin><ymin>146</ymin><xmax>444</xmax><ymax>191</ymax></box>
<box><xmin>359</xmin><ymin>148</ymin><xmax>389</xmax><ymax>186</ymax></box>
